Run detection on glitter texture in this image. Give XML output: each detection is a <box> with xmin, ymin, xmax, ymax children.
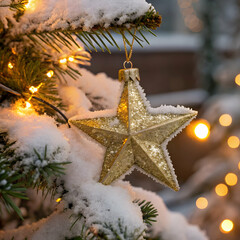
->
<box><xmin>70</xmin><ymin>68</ymin><xmax>197</xmax><ymax>191</ymax></box>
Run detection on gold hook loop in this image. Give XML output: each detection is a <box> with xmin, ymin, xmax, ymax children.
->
<box><xmin>123</xmin><ymin>61</ymin><xmax>133</xmax><ymax>69</ymax></box>
<box><xmin>123</xmin><ymin>28</ymin><xmax>137</xmax><ymax>68</ymax></box>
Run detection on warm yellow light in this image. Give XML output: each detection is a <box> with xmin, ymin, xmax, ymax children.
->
<box><xmin>8</xmin><ymin>62</ymin><xmax>13</xmax><ymax>69</ymax></box>
<box><xmin>56</xmin><ymin>198</ymin><xmax>62</xmax><ymax>203</ymax></box>
<box><xmin>29</xmin><ymin>86</ymin><xmax>38</xmax><ymax>94</ymax></box>
<box><xmin>59</xmin><ymin>58</ymin><xmax>67</xmax><ymax>64</ymax></box>
<box><xmin>238</xmin><ymin>162</ymin><xmax>240</xmax><ymax>170</ymax></box>
<box><xmin>29</xmin><ymin>83</ymin><xmax>42</xmax><ymax>94</ymax></box>
<box><xmin>225</xmin><ymin>173</ymin><xmax>238</xmax><ymax>186</ymax></box>
<box><xmin>24</xmin><ymin>0</ymin><xmax>36</xmax><ymax>10</ymax></box>
<box><xmin>219</xmin><ymin>114</ymin><xmax>232</xmax><ymax>127</ymax></box>
<box><xmin>220</xmin><ymin>219</ymin><xmax>234</xmax><ymax>233</ymax></box>
<box><xmin>227</xmin><ymin>136</ymin><xmax>239</xmax><ymax>149</ymax></box>
<box><xmin>235</xmin><ymin>74</ymin><xmax>240</xmax><ymax>86</ymax></box>
<box><xmin>194</xmin><ymin>121</ymin><xmax>210</xmax><ymax>140</ymax></box>
<box><xmin>25</xmin><ymin>101</ymin><xmax>32</xmax><ymax>109</ymax></box>
<box><xmin>68</xmin><ymin>56</ymin><xmax>74</xmax><ymax>62</ymax></box>
<box><xmin>196</xmin><ymin>197</ymin><xmax>208</xmax><ymax>210</ymax></box>
<box><xmin>215</xmin><ymin>183</ymin><xmax>228</xmax><ymax>197</ymax></box>
<box><xmin>46</xmin><ymin>70</ymin><xmax>54</xmax><ymax>78</ymax></box>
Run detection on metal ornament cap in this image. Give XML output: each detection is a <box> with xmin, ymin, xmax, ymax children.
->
<box><xmin>119</xmin><ymin>68</ymin><xmax>140</xmax><ymax>82</ymax></box>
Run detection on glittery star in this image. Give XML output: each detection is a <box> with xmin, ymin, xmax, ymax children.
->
<box><xmin>70</xmin><ymin>69</ymin><xmax>197</xmax><ymax>191</ymax></box>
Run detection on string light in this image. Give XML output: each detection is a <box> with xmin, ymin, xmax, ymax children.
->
<box><xmin>8</xmin><ymin>62</ymin><xmax>13</xmax><ymax>69</ymax></box>
<box><xmin>24</xmin><ymin>0</ymin><xmax>36</xmax><ymax>11</ymax></box>
<box><xmin>215</xmin><ymin>183</ymin><xmax>228</xmax><ymax>197</ymax></box>
<box><xmin>24</xmin><ymin>0</ymin><xmax>36</xmax><ymax>10</ymax></box>
<box><xmin>46</xmin><ymin>70</ymin><xmax>54</xmax><ymax>78</ymax></box>
<box><xmin>56</xmin><ymin>198</ymin><xmax>62</xmax><ymax>203</ymax></box>
<box><xmin>225</xmin><ymin>173</ymin><xmax>238</xmax><ymax>186</ymax></box>
<box><xmin>227</xmin><ymin>136</ymin><xmax>239</xmax><ymax>149</ymax></box>
<box><xmin>219</xmin><ymin>114</ymin><xmax>232</xmax><ymax>127</ymax></box>
<box><xmin>59</xmin><ymin>58</ymin><xmax>67</xmax><ymax>64</ymax></box>
<box><xmin>196</xmin><ymin>197</ymin><xmax>208</xmax><ymax>209</ymax></box>
<box><xmin>29</xmin><ymin>83</ymin><xmax>43</xmax><ymax>94</ymax></box>
<box><xmin>235</xmin><ymin>74</ymin><xmax>240</xmax><ymax>86</ymax></box>
<box><xmin>220</xmin><ymin>219</ymin><xmax>234</xmax><ymax>234</ymax></box>
<box><xmin>68</xmin><ymin>56</ymin><xmax>75</xmax><ymax>62</ymax></box>
<box><xmin>25</xmin><ymin>101</ymin><xmax>32</xmax><ymax>109</ymax></box>
<box><xmin>238</xmin><ymin>161</ymin><xmax>240</xmax><ymax>170</ymax></box>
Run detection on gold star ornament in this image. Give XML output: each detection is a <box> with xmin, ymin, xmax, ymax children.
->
<box><xmin>70</xmin><ymin>68</ymin><xmax>197</xmax><ymax>191</ymax></box>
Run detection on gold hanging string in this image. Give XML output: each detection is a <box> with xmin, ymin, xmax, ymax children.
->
<box><xmin>123</xmin><ymin>28</ymin><xmax>137</xmax><ymax>69</ymax></box>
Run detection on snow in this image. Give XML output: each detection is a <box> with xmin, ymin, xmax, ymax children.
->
<box><xmin>13</xmin><ymin>0</ymin><xmax>152</xmax><ymax>35</ymax></box>
<box><xmin>0</xmin><ymin>68</ymin><xmax>206</xmax><ymax>239</ymax></box>
<box><xmin>0</xmin><ymin>0</ymin><xmax>16</xmax><ymax>29</ymax></box>
<box><xmin>59</xmin><ymin>67</ymin><xmax>120</xmax><ymax>117</ymax></box>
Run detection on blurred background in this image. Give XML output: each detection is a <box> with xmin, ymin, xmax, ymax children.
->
<box><xmin>86</xmin><ymin>0</ymin><xmax>240</xmax><ymax>239</ymax></box>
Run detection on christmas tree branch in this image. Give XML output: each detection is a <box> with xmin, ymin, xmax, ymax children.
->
<box><xmin>18</xmin><ymin>8</ymin><xmax>161</xmax><ymax>53</ymax></box>
<box><xmin>0</xmin><ymin>133</ymin><xmax>70</xmax><ymax>217</ymax></box>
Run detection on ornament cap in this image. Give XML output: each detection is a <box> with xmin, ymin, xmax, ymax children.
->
<box><xmin>118</xmin><ymin>68</ymin><xmax>140</xmax><ymax>82</ymax></box>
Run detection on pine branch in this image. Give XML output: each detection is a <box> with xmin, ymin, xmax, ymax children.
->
<box><xmin>0</xmin><ymin>132</ymin><xmax>27</xmax><ymax>219</ymax></box>
<box><xmin>134</xmin><ymin>199</ymin><xmax>158</xmax><ymax>226</ymax></box>
<box><xmin>20</xmin><ymin>7</ymin><xmax>161</xmax><ymax>53</ymax></box>
<box><xmin>0</xmin><ymin>132</ymin><xmax>70</xmax><ymax>216</ymax></box>
<box><xmin>0</xmin><ymin>47</ymin><xmax>65</xmax><ymax>115</ymax></box>
<box><xmin>67</xmin><ymin>198</ymin><xmax>159</xmax><ymax>240</ymax></box>
<box><xmin>5</xmin><ymin>0</ymin><xmax>27</xmax><ymax>12</ymax></box>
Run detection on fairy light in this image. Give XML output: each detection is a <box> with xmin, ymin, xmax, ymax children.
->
<box><xmin>227</xmin><ymin>136</ymin><xmax>239</xmax><ymax>149</ymax></box>
<box><xmin>25</xmin><ymin>101</ymin><xmax>32</xmax><ymax>109</ymax></box>
<box><xmin>235</xmin><ymin>74</ymin><xmax>240</xmax><ymax>86</ymax></box>
<box><xmin>225</xmin><ymin>173</ymin><xmax>238</xmax><ymax>186</ymax></box>
<box><xmin>29</xmin><ymin>86</ymin><xmax>38</xmax><ymax>94</ymax></box>
<box><xmin>24</xmin><ymin>0</ymin><xmax>36</xmax><ymax>11</ymax></box>
<box><xmin>194</xmin><ymin>121</ymin><xmax>210</xmax><ymax>140</ymax></box>
<box><xmin>59</xmin><ymin>58</ymin><xmax>67</xmax><ymax>64</ymax></box>
<box><xmin>196</xmin><ymin>197</ymin><xmax>208</xmax><ymax>210</ymax></box>
<box><xmin>56</xmin><ymin>198</ymin><xmax>62</xmax><ymax>203</ymax></box>
<box><xmin>219</xmin><ymin>114</ymin><xmax>232</xmax><ymax>127</ymax></box>
<box><xmin>8</xmin><ymin>62</ymin><xmax>13</xmax><ymax>69</ymax></box>
<box><xmin>68</xmin><ymin>56</ymin><xmax>75</xmax><ymax>62</ymax></box>
<box><xmin>238</xmin><ymin>162</ymin><xmax>240</xmax><ymax>170</ymax></box>
<box><xmin>29</xmin><ymin>83</ymin><xmax>43</xmax><ymax>94</ymax></box>
<box><xmin>220</xmin><ymin>219</ymin><xmax>234</xmax><ymax>234</ymax></box>
<box><xmin>46</xmin><ymin>70</ymin><xmax>54</xmax><ymax>78</ymax></box>
<box><xmin>215</xmin><ymin>183</ymin><xmax>228</xmax><ymax>197</ymax></box>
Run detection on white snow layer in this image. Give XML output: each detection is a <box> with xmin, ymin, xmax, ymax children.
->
<box><xmin>13</xmin><ymin>0</ymin><xmax>152</xmax><ymax>34</ymax></box>
<box><xmin>0</xmin><ymin>0</ymin><xmax>16</xmax><ymax>28</ymax></box>
<box><xmin>0</xmin><ymin>69</ymin><xmax>207</xmax><ymax>240</ymax></box>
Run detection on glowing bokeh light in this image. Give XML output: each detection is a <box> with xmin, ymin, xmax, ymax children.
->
<box><xmin>219</xmin><ymin>114</ymin><xmax>232</xmax><ymax>127</ymax></box>
<box><xmin>215</xmin><ymin>184</ymin><xmax>228</xmax><ymax>197</ymax></box>
<box><xmin>196</xmin><ymin>197</ymin><xmax>208</xmax><ymax>210</ymax></box>
<box><xmin>8</xmin><ymin>62</ymin><xmax>13</xmax><ymax>69</ymax></box>
<box><xmin>25</xmin><ymin>101</ymin><xmax>32</xmax><ymax>109</ymax></box>
<box><xmin>194</xmin><ymin>121</ymin><xmax>210</xmax><ymax>140</ymax></box>
<box><xmin>29</xmin><ymin>86</ymin><xmax>38</xmax><ymax>94</ymax></box>
<box><xmin>227</xmin><ymin>136</ymin><xmax>239</xmax><ymax>149</ymax></box>
<box><xmin>56</xmin><ymin>198</ymin><xmax>62</xmax><ymax>203</ymax></box>
<box><xmin>59</xmin><ymin>58</ymin><xmax>67</xmax><ymax>64</ymax></box>
<box><xmin>225</xmin><ymin>173</ymin><xmax>238</xmax><ymax>186</ymax></box>
<box><xmin>68</xmin><ymin>56</ymin><xmax>74</xmax><ymax>62</ymax></box>
<box><xmin>220</xmin><ymin>219</ymin><xmax>234</xmax><ymax>234</ymax></box>
<box><xmin>24</xmin><ymin>0</ymin><xmax>36</xmax><ymax>11</ymax></box>
<box><xmin>46</xmin><ymin>70</ymin><xmax>54</xmax><ymax>78</ymax></box>
<box><xmin>235</xmin><ymin>74</ymin><xmax>240</xmax><ymax>86</ymax></box>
